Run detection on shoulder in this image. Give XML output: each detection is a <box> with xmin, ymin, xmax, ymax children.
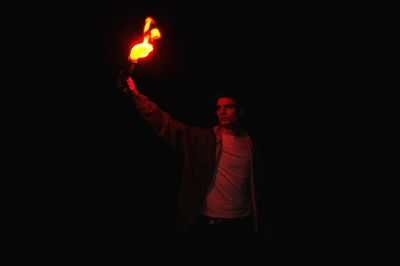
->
<box><xmin>185</xmin><ymin>125</ymin><xmax>215</xmax><ymax>138</ymax></box>
<box><xmin>240</xmin><ymin>128</ymin><xmax>258</xmax><ymax>144</ymax></box>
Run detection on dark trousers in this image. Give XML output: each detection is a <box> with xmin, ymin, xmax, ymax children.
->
<box><xmin>180</xmin><ymin>214</ymin><xmax>259</xmax><ymax>265</ymax></box>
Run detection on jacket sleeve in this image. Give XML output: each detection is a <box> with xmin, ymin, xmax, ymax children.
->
<box><xmin>132</xmin><ymin>92</ymin><xmax>189</xmax><ymax>150</ymax></box>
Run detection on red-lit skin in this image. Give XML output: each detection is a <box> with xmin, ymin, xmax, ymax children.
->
<box><xmin>216</xmin><ymin>97</ymin><xmax>244</xmax><ymax>136</ymax></box>
<box><xmin>127</xmin><ymin>77</ymin><xmax>138</xmax><ymax>96</ymax></box>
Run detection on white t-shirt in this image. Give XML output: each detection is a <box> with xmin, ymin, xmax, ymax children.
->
<box><xmin>202</xmin><ymin>131</ymin><xmax>252</xmax><ymax>218</ymax></box>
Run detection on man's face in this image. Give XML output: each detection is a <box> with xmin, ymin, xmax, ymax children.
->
<box><xmin>216</xmin><ymin>97</ymin><xmax>240</xmax><ymax>127</ymax></box>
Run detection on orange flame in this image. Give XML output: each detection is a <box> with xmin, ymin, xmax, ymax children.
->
<box><xmin>129</xmin><ymin>17</ymin><xmax>162</xmax><ymax>62</ymax></box>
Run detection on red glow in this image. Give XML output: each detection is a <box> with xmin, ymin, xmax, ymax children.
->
<box><xmin>128</xmin><ymin>17</ymin><xmax>162</xmax><ymax>62</ymax></box>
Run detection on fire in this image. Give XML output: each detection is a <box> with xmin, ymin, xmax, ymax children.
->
<box><xmin>129</xmin><ymin>17</ymin><xmax>162</xmax><ymax>62</ymax></box>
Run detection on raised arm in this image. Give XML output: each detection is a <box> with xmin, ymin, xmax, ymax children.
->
<box><xmin>124</xmin><ymin>76</ymin><xmax>189</xmax><ymax>150</ymax></box>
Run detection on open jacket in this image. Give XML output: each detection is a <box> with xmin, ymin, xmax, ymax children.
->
<box><xmin>132</xmin><ymin>92</ymin><xmax>265</xmax><ymax>235</ymax></box>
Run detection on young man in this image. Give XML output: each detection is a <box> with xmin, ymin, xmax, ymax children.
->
<box><xmin>123</xmin><ymin>76</ymin><xmax>268</xmax><ymax>262</ymax></box>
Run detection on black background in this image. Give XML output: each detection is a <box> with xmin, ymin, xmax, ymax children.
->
<box><xmin>6</xmin><ymin>0</ymin><xmax>365</xmax><ymax>263</ymax></box>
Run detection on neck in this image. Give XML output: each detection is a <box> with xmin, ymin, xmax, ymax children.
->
<box><xmin>221</xmin><ymin>124</ymin><xmax>239</xmax><ymax>136</ymax></box>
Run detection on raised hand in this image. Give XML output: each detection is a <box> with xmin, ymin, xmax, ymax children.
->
<box><xmin>126</xmin><ymin>76</ymin><xmax>139</xmax><ymax>96</ymax></box>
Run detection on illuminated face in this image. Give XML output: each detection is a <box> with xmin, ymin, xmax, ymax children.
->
<box><xmin>216</xmin><ymin>97</ymin><xmax>240</xmax><ymax>127</ymax></box>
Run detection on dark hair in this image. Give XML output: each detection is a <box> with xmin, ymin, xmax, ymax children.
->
<box><xmin>214</xmin><ymin>88</ymin><xmax>245</xmax><ymax>107</ymax></box>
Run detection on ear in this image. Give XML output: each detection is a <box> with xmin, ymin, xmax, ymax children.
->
<box><xmin>239</xmin><ymin>106</ymin><xmax>245</xmax><ymax>117</ymax></box>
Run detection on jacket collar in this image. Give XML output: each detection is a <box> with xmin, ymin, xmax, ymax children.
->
<box><xmin>213</xmin><ymin>125</ymin><xmax>222</xmax><ymax>145</ymax></box>
<box><xmin>213</xmin><ymin>125</ymin><xmax>248</xmax><ymax>140</ymax></box>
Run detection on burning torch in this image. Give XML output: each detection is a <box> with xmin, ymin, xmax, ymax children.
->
<box><xmin>117</xmin><ymin>16</ymin><xmax>162</xmax><ymax>90</ymax></box>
